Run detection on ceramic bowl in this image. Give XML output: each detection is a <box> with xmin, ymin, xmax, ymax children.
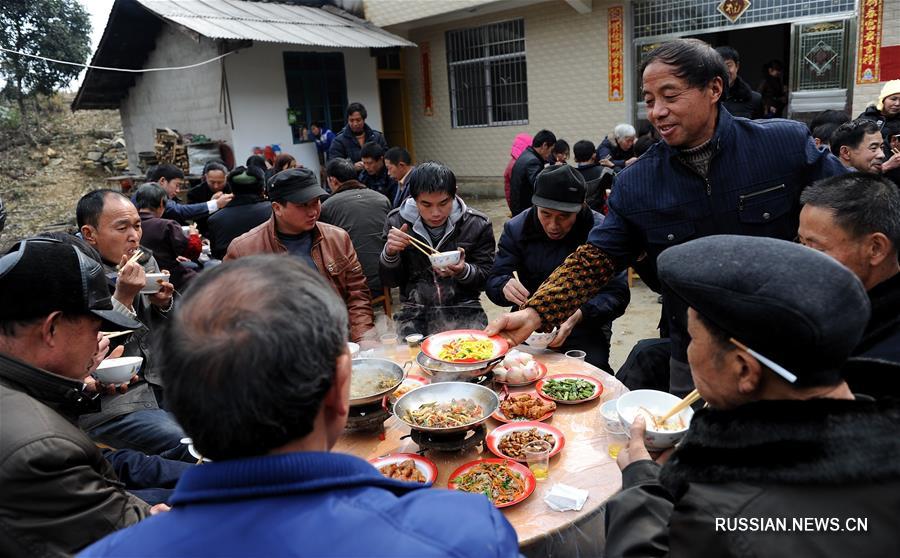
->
<box><xmin>140</xmin><ymin>272</ymin><xmax>169</xmax><ymax>294</ymax></box>
<box><xmin>616</xmin><ymin>389</ymin><xmax>693</xmax><ymax>450</ymax></box>
<box><xmin>428</xmin><ymin>250</ymin><xmax>461</xmax><ymax>268</ymax></box>
<box><xmin>94</xmin><ymin>356</ymin><xmax>143</xmax><ymax>384</ymax></box>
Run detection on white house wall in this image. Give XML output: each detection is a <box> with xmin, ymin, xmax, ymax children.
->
<box><xmin>223</xmin><ymin>42</ymin><xmax>382</xmax><ymax>176</ymax></box>
<box><xmin>120</xmin><ymin>24</ymin><xmax>233</xmax><ymax>172</ymax></box>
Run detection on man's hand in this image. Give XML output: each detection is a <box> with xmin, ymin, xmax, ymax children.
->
<box><xmin>485</xmin><ymin>308</ymin><xmax>541</xmax><ymax>346</ymax></box>
<box><xmin>616</xmin><ymin>415</ymin><xmax>653</xmax><ymax>471</ymax></box>
<box><xmin>354</xmin><ymin>160</ymin><xmax>365</xmax><ymax>172</ymax></box>
<box><xmin>148</xmin><ymin>271</ymin><xmax>174</xmax><ymax>309</ymax></box>
<box><xmin>548</xmin><ymin>309</ymin><xmax>582</xmax><ymax>348</ymax></box>
<box><xmin>114</xmin><ymin>254</ymin><xmax>145</xmax><ymax>308</ymax></box>
<box><xmin>385</xmin><ymin>223</ymin><xmax>412</xmax><ymax>256</ymax></box>
<box><xmin>624</xmin><ymin>157</ymin><xmax>638</xmax><ymax>167</ymax></box>
<box><xmin>150</xmin><ymin>503</ymin><xmax>171</xmax><ymax>515</ymax></box>
<box><xmin>434</xmin><ymin>248</ymin><xmax>465</xmax><ymax>278</ymax></box>
<box><xmin>599</xmin><ymin>158</ymin><xmax>615</xmax><ymax>168</ymax></box>
<box><xmin>502</xmin><ymin>276</ymin><xmax>530</xmax><ymax>307</ymax></box>
<box><xmin>881</xmin><ymin>152</ymin><xmax>900</xmax><ymax>172</ymax></box>
<box><xmin>215</xmin><ymin>193</ymin><xmax>234</xmax><ymax>209</ymax></box>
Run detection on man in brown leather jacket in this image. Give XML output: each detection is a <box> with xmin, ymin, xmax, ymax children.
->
<box><xmin>0</xmin><ymin>239</ymin><xmax>156</xmax><ymax>557</ymax></box>
<box><xmin>225</xmin><ymin>168</ymin><xmax>375</xmax><ymax>342</ymax></box>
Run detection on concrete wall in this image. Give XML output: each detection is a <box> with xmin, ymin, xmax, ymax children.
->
<box><xmin>223</xmin><ymin>43</ymin><xmax>381</xmax><ymax>175</ymax></box>
<box><xmin>851</xmin><ymin>0</ymin><xmax>900</xmax><ymax>116</ymax></box>
<box><xmin>364</xmin><ymin>0</ymin><xmax>491</xmax><ymax>28</ymax></box>
<box><xmin>399</xmin><ymin>0</ymin><xmax>629</xmax><ymax>180</ymax></box>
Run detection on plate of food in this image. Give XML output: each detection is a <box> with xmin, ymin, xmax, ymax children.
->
<box><xmin>486</xmin><ymin>422</ymin><xmax>565</xmax><ymax>462</ymax></box>
<box><xmin>394</xmin><ymin>382</ymin><xmax>499</xmax><ymax>433</ymax></box>
<box><xmin>536</xmin><ymin>374</ymin><xmax>603</xmax><ymax>404</ymax></box>
<box><xmin>370</xmin><ymin>453</ymin><xmax>438</xmax><ymax>484</ymax></box>
<box><xmin>492</xmin><ymin>392</ymin><xmax>557</xmax><ymax>423</ymax></box>
<box><xmin>492</xmin><ymin>350</ymin><xmax>547</xmax><ymax>386</ymax></box>
<box><xmin>421</xmin><ymin>329</ymin><xmax>509</xmax><ymax>365</ymax></box>
<box><xmin>448</xmin><ymin>458</ymin><xmax>535</xmax><ymax>508</ymax></box>
<box><xmin>384</xmin><ymin>375</ymin><xmax>430</xmax><ymax>408</ymax></box>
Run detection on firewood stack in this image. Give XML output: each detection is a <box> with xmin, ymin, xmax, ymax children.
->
<box><xmin>154</xmin><ymin>128</ymin><xmax>189</xmax><ymax>173</ymax></box>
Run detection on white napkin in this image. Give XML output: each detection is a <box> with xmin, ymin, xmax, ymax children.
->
<box><xmin>544</xmin><ymin>483</ymin><xmax>589</xmax><ymax>512</ymax></box>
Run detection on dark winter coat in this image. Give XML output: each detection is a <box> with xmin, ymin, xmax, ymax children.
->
<box><xmin>358</xmin><ymin>164</ymin><xmax>398</xmax><ymax>202</ymax></box>
<box><xmin>509</xmin><ymin>146</ymin><xmax>547</xmax><ymax>216</ymax></box>
<box><xmin>858</xmin><ymin>105</ymin><xmax>900</xmax><ymax>185</ymax></box>
<box><xmin>327</xmin><ymin>123</ymin><xmax>388</xmax><ymax>163</ymax></box>
<box><xmin>722</xmin><ymin>76</ymin><xmax>763</xmax><ymax>119</ymax></box>
<box><xmin>605</xmin><ymin>397</ymin><xmax>900</xmax><ymax>558</ymax></box>
<box><xmin>206</xmin><ymin>195</ymin><xmax>272</xmax><ymax>260</ymax></box>
<box><xmin>596</xmin><ymin>137</ymin><xmax>635</xmax><ymax>171</ymax></box>
<box><xmin>575</xmin><ymin>163</ymin><xmax>615</xmax><ymax>212</ymax></box>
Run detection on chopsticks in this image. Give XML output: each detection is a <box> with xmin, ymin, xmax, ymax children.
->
<box><xmin>101</xmin><ymin>330</ymin><xmax>134</xmax><ymax>339</ymax></box>
<box><xmin>659</xmin><ymin>389</ymin><xmax>701</xmax><ymax>423</ymax></box>
<box><xmin>117</xmin><ymin>249</ymin><xmax>144</xmax><ymax>271</ymax></box>
<box><xmin>391</xmin><ymin>226</ymin><xmax>439</xmax><ymax>257</ymax></box>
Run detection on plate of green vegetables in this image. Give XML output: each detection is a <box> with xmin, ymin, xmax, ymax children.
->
<box><xmin>535</xmin><ymin>374</ymin><xmax>603</xmax><ymax>404</ymax></box>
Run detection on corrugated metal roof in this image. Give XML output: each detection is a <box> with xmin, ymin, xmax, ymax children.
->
<box><xmin>135</xmin><ymin>0</ymin><xmax>415</xmax><ymax>48</ymax></box>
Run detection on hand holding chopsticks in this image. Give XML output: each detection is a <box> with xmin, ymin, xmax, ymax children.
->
<box><xmin>659</xmin><ymin>389</ymin><xmax>702</xmax><ymax>423</ymax></box>
<box><xmin>101</xmin><ymin>330</ymin><xmax>134</xmax><ymax>340</ymax></box>
<box><xmin>117</xmin><ymin>250</ymin><xmax>144</xmax><ymax>271</ymax></box>
<box><xmin>388</xmin><ymin>225</ymin><xmax>439</xmax><ymax>258</ymax></box>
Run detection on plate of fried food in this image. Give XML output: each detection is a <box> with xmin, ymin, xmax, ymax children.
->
<box><xmin>448</xmin><ymin>458</ymin><xmax>535</xmax><ymax>508</ymax></box>
<box><xmin>421</xmin><ymin>329</ymin><xmax>509</xmax><ymax>365</ymax></box>
<box><xmin>486</xmin><ymin>422</ymin><xmax>566</xmax><ymax>462</ymax></box>
<box><xmin>536</xmin><ymin>374</ymin><xmax>603</xmax><ymax>404</ymax></box>
<box><xmin>492</xmin><ymin>392</ymin><xmax>557</xmax><ymax>423</ymax></box>
<box><xmin>370</xmin><ymin>453</ymin><xmax>438</xmax><ymax>484</ymax></box>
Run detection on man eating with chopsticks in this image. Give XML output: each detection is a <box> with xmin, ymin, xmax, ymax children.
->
<box><xmin>604</xmin><ymin>235</ymin><xmax>900</xmax><ymax>557</ymax></box>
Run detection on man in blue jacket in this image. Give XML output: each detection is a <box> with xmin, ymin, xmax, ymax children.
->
<box><xmin>487</xmin><ymin>39</ymin><xmax>848</xmax><ymax>397</ymax></box>
<box><xmin>328</xmin><ymin>102</ymin><xmax>389</xmax><ymax>171</ymax></box>
<box><xmin>487</xmin><ymin>164</ymin><xmax>629</xmax><ymax>372</ymax></box>
<box><xmin>80</xmin><ymin>256</ymin><xmax>520</xmax><ymax>558</ymax></box>
<box><xmin>147</xmin><ymin>164</ymin><xmax>233</xmax><ymax>225</ymax></box>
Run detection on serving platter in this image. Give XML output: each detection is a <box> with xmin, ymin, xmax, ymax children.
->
<box><xmin>486</xmin><ymin>421</ymin><xmax>565</xmax><ymax>462</ymax></box>
<box><xmin>491</xmin><ymin>391</ymin><xmax>556</xmax><ymax>423</ymax></box>
<box><xmin>536</xmin><ymin>374</ymin><xmax>603</xmax><ymax>404</ymax></box>
<box><xmin>447</xmin><ymin>458</ymin><xmax>536</xmax><ymax>508</ymax></box>
<box><xmin>369</xmin><ymin>453</ymin><xmax>438</xmax><ymax>484</ymax></box>
<box><xmin>421</xmin><ymin>329</ymin><xmax>509</xmax><ymax>365</ymax></box>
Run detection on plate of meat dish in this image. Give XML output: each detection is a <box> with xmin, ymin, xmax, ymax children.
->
<box><xmin>491</xmin><ymin>392</ymin><xmax>557</xmax><ymax>423</ymax></box>
<box><xmin>421</xmin><ymin>330</ymin><xmax>509</xmax><ymax>365</ymax></box>
<box><xmin>486</xmin><ymin>422</ymin><xmax>566</xmax><ymax>462</ymax></box>
<box><xmin>370</xmin><ymin>454</ymin><xmax>438</xmax><ymax>484</ymax></box>
<box><xmin>448</xmin><ymin>458</ymin><xmax>536</xmax><ymax>508</ymax></box>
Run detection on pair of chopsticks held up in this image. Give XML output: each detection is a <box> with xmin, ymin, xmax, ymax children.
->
<box><xmin>117</xmin><ymin>249</ymin><xmax>144</xmax><ymax>271</ymax></box>
<box><xmin>391</xmin><ymin>227</ymin><xmax>439</xmax><ymax>258</ymax></box>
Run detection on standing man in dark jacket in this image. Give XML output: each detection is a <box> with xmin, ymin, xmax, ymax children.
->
<box><xmin>321</xmin><ymin>158</ymin><xmax>392</xmax><ymax>296</ymax></box>
<box><xmin>0</xmin><ymin>239</ymin><xmax>153</xmax><ymax>557</ymax></box>
<box><xmin>380</xmin><ymin>162</ymin><xmax>496</xmax><ymax>336</ymax></box>
<box><xmin>605</xmin><ymin>235</ymin><xmax>900</xmax><ymax>558</ymax></box>
<box><xmin>327</xmin><ymin>102</ymin><xmax>388</xmax><ymax>171</ymax></box>
<box><xmin>207</xmin><ymin>166</ymin><xmax>272</xmax><ymax>260</ymax></box>
<box><xmin>509</xmin><ymin>129</ymin><xmax>556</xmax><ymax>216</ymax></box>
<box><xmin>716</xmin><ymin>46</ymin><xmax>762</xmax><ymax>119</ymax></box>
<box><xmin>487</xmin><ymin>39</ymin><xmax>848</xmax><ymax>397</ymax></box>
<box><xmin>487</xmin><ymin>165</ymin><xmax>629</xmax><ymax>372</ymax></box>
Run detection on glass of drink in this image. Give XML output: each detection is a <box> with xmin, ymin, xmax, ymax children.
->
<box><xmin>607</xmin><ymin>430</ymin><xmax>629</xmax><ymax>460</ymax></box>
<box><xmin>380</xmin><ymin>333</ymin><xmax>398</xmax><ymax>346</ymax></box>
<box><xmin>523</xmin><ymin>439</ymin><xmax>552</xmax><ymax>480</ymax></box>
<box><xmin>565</xmin><ymin>350</ymin><xmax>587</xmax><ymax>361</ymax></box>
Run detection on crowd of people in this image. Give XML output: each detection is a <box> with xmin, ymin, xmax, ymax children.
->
<box><xmin>1</xmin><ymin>37</ymin><xmax>899</xmax><ymax>557</ymax></box>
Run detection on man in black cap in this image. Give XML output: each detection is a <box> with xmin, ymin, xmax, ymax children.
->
<box><xmin>0</xmin><ymin>238</ymin><xmax>161</xmax><ymax>556</ymax></box>
<box><xmin>226</xmin><ymin>167</ymin><xmax>375</xmax><ymax>343</ymax></box>
<box><xmin>206</xmin><ymin>165</ymin><xmax>272</xmax><ymax>260</ymax></box>
<box><xmin>604</xmin><ymin>235</ymin><xmax>900</xmax><ymax>558</ymax></box>
<box><xmin>486</xmin><ymin>165</ymin><xmax>629</xmax><ymax>372</ymax></box>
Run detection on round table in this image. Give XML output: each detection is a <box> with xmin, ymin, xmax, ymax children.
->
<box><xmin>334</xmin><ymin>344</ymin><xmax>628</xmax><ymax>554</ymax></box>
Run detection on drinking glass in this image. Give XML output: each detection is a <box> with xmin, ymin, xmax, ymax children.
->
<box><xmin>523</xmin><ymin>439</ymin><xmax>552</xmax><ymax>480</ymax></box>
<box><xmin>565</xmin><ymin>349</ymin><xmax>587</xmax><ymax>361</ymax></box>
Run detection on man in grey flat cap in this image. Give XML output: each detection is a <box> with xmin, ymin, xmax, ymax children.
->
<box><xmin>604</xmin><ymin>235</ymin><xmax>900</xmax><ymax>558</ymax></box>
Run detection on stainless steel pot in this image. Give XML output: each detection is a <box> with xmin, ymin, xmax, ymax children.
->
<box><xmin>393</xmin><ymin>381</ymin><xmax>499</xmax><ymax>434</ymax></box>
<box><xmin>415</xmin><ymin>351</ymin><xmax>502</xmax><ymax>383</ymax></box>
<box><xmin>349</xmin><ymin>358</ymin><xmax>408</xmax><ymax>406</ymax></box>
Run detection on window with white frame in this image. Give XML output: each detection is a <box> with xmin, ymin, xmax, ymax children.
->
<box><xmin>446</xmin><ymin>19</ymin><xmax>528</xmax><ymax>128</ymax></box>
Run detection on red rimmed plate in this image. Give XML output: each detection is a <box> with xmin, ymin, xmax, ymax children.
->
<box><xmin>383</xmin><ymin>375</ymin><xmax>430</xmax><ymax>409</ymax></box>
<box><xmin>369</xmin><ymin>453</ymin><xmax>438</xmax><ymax>484</ymax></box>
<box><xmin>491</xmin><ymin>391</ymin><xmax>557</xmax><ymax>423</ymax></box>
<box><xmin>536</xmin><ymin>374</ymin><xmax>604</xmax><ymax>404</ymax></box>
<box><xmin>421</xmin><ymin>329</ymin><xmax>509</xmax><ymax>365</ymax></box>
<box><xmin>494</xmin><ymin>361</ymin><xmax>548</xmax><ymax>387</ymax></box>
<box><xmin>447</xmin><ymin>458</ymin><xmax>536</xmax><ymax>508</ymax></box>
<box><xmin>486</xmin><ymin>421</ymin><xmax>566</xmax><ymax>462</ymax></box>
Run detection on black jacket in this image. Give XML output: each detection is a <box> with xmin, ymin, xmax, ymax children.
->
<box><xmin>357</xmin><ymin>165</ymin><xmax>398</xmax><ymax>202</ymax></box>
<box><xmin>722</xmin><ymin>76</ymin><xmax>763</xmax><ymax>119</ymax></box>
<box><xmin>509</xmin><ymin>146</ymin><xmax>547</xmax><ymax>216</ymax></box>
<box><xmin>575</xmin><ymin>163</ymin><xmax>615</xmax><ymax>212</ymax></box>
<box><xmin>605</xmin><ymin>397</ymin><xmax>900</xmax><ymax>558</ymax></box>
<box><xmin>843</xmin><ymin>273</ymin><xmax>900</xmax><ymax>398</ymax></box>
<box><xmin>858</xmin><ymin>105</ymin><xmax>900</xmax><ymax>185</ymax></box>
<box><xmin>206</xmin><ymin>195</ymin><xmax>272</xmax><ymax>260</ymax></box>
<box><xmin>327</xmin><ymin>124</ymin><xmax>388</xmax><ymax>163</ymax></box>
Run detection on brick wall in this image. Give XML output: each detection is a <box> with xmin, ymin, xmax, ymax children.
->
<box><xmin>402</xmin><ymin>1</ymin><xmax>628</xmax><ymax>181</ymax></box>
<box><xmin>851</xmin><ymin>0</ymin><xmax>900</xmax><ymax>116</ymax></box>
<box><xmin>120</xmin><ymin>25</ymin><xmax>233</xmax><ymax>171</ymax></box>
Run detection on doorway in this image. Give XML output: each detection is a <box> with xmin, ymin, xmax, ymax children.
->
<box><xmin>376</xmin><ymin>49</ymin><xmax>413</xmax><ymax>155</ymax></box>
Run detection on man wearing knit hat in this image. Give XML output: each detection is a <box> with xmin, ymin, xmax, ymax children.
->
<box><xmin>604</xmin><ymin>235</ymin><xmax>900</xmax><ymax>557</ymax></box>
<box><xmin>206</xmin><ymin>165</ymin><xmax>272</xmax><ymax>260</ymax></box>
<box><xmin>858</xmin><ymin>79</ymin><xmax>900</xmax><ymax>183</ymax></box>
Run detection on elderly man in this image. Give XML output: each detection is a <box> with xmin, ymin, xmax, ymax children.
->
<box><xmin>0</xmin><ymin>238</ymin><xmax>157</xmax><ymax>557</ymax></box>
<box><xmin>829</xmin><ymin>119</ymin><xmax>889</xmax><ymax>173</ymax></box>
<box><xmin>604</xmin><ymin>235</ymin><xmax>900</xmax><ymax>557</ymax></box>
<box><xmin>488</xmin><ymin>39</ymin><xmax>847</xmax><ymax>397</ymax></box>
<box><xmin>80</xmin><ymin>256</ymin><xmax>520</xmax><ymax>557</ymax></box>
<box><xmin>320</xmin><ymin>157</ymin><xmax>391</xmax><ymax>297</ymax></box>
<box><xmin>799</xmin><ymin>173</ymin><xmax>900</xmax><ymax>376</ymax></box>
<box><xmin>596</xmin><ymin>124</ymin><xmax>638</xmax><ymax>171</ymax></box>
<box><xmin>509</xmin><ymin>129</ymin><xmax>557</xmax><ymax>216</ymax></box>
<box><xmin>225</xmin><ymin>168</ymin><xmax>374</xmax><ymax>342</ymax></box>
<box><xmin>187</xmin><ymin>161</ymin><xmax>229</xmax><ymax>204</ymax></box>
<box><xmin>327</xmin><ymin>102</ymin><xmax>388</xmax><ymax>170</ymax></box>
<box><xmin>77</xmin><ymin>190</ymin><xmax>190</xmax><ymax>460</ymax></box>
